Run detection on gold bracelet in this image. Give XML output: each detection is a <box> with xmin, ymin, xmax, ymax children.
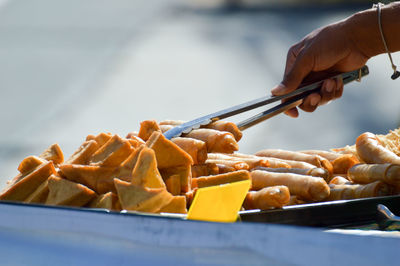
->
<box><xmin>373</xmin><ymin>2</ymin><xmax>400</xmax><ymax>80</ymax></box>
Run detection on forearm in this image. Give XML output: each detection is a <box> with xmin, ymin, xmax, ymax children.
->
<box><xmin>347</xmin><ymin>2</ymin><xmax>400</xmax><ymax>58</ymax></box>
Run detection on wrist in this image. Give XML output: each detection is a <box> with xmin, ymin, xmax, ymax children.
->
<box><xmin>345</xmin><ymin>7</ymin><xmax>385</xmax><ymax>58</ymax></box>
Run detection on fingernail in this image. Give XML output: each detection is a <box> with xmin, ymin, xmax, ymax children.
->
<box><xmin>310</xmin><ymin>97</ymin><xmax>319</xmax><ymax>106</ymax></box>
<box><xmin>325</xmin><ymin>80</ymin><xmax>334</xmax><ymax>92</ymax></box>
<box><xmin>271</xmin><ymin>84</ymin><xmax>285</xmax><ymax>95</ymax></box>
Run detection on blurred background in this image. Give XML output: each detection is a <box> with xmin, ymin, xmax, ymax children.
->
<box><xmin>1</xmin><ymin>0</ymin><xmax>399</xmax><ymax>186</ymax></box>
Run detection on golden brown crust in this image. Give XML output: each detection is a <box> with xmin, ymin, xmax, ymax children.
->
<box><xmin>194</xmin><ymin>170</ymin><xmax>250</xmax><ymax>188</ymax></box>
<box><xmin>39</xmin><ymin>143</ymin><xmax>64</xmax><ymax>165</ymax></box>
<box><xmin>0</xmin><ymin>161</ymin><xmax>56</xmax><ymax>201</ymax></box>
<box><xmin>250</xmin><ymin>170</ymin><xmax>330</xmax><ymax>201</ymax></box>
<box><xmin>138</xmin><ymin>120</ymin><xmax>161</xmax><ymax>141</ymax></box>
<box><xmin>243</xmin><ymin>186</ymin><xmax>290</xmax><ymax>210</ymax></box>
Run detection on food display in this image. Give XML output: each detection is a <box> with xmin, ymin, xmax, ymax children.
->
<box><xmin>1</xmin><ymin>119</ymin><xmax>400</xmax><ymax>219</ymax></box>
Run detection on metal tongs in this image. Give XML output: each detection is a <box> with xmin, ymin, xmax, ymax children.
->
<box><xmin>164</xmin><ymin>66</ymin><xmax>369</xmax><ymax>140</ymax></box>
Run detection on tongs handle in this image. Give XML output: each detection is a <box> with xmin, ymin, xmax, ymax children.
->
<box><xmin>236</xmin><ymin>66</ymin><xmax>369</xmax><ymax>131</ymax></box>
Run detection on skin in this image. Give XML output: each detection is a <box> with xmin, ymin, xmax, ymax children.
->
<box><xmin>271</xmin><ymin>2</ymin><xmax>400</xmax><ymax>117</ymax></box>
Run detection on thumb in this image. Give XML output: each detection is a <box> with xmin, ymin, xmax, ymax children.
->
<box><xmin>271</xmin><ymin>53</ymin><xmax>313</xmax><ymax>96</ymax></box>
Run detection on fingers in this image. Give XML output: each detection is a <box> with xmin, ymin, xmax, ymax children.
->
<box><xmin>298</xmin><ymin>77</ymin><xmax>344</xmax><ymax>113</ymax></box>
<box><xmin>299</xmin><ymin>93</ymin><xmax>321</xmax><ymax>112</ymax></box>
<box><xmin>284</xmin><ymin>107</ymin><xmax>299</xmax><ymax>118</ymax></box>
<box><xmin>319</xmin><ymin>77</ymin><xmax>344</xmax><ymax>106</ymax></box>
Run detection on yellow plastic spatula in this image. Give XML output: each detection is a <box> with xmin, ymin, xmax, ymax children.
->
<box><xmin>187</xmin><ymin>180</ymin><xmax>251</xmax><ymax>223</ymax></box>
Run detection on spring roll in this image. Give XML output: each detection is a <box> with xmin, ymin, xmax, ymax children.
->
<box><xmin>347</xmin><ymin>163</ymin><xmax>400</xmax><ymax>185</ymax></box>
<box><xmin>299</xmin><ymin>150</ymin><xmax>343</xmax><ymax>161</ymax></box>
<box><xmin>327</xmin><ymin>181</ymin><xmax>390</xmax><ymax>200</ymax></box>
<box><xmin>255</xmin><ymin>149</ymin><xmax>333</xmax><ymax>173</ymax></box>
<box><xmin>356</xmin><ymin>132</ymin><xmax>400</xmax><ymax>164</ymax></box>
<box><xmin>207</xmin><ymin>153</ymin><xmax>268</xmax><ymax>169</ymax></box>
<box><xmin>329</xmin><ymin>176</ymin><xmax>352</xmax><ymax>185</ymax></box>
<box><xmin>252</xmin><ymin>167</ymin><xmax>329</xmax><ymax>181</ymax></box>
<box><xmin>228</xmin><ymin>153</ymin><xmax>291</xmax><ymax>169</ymax></box>
<box><xmin>284</xmin><ymin>195</ymin><xmax>307</xmax><ymax>206</ymax></box>
<box><xmin>203</xmin><ymin>121</ymin><xmax>243</xmax><ymax>142</ymax></box>
<box><xmin>205</xmin><ymin>159</ymin><xmax>249</xmax><ymax>171</ymax></box>
<box><xmin>250</xmin><ymin>170</ymin><xmax>330</xmax><ymax>201</ymax></box>
<box><xmin>184</xmin><ymin>128</ymin><xmax>238</xmax><ymax>154</ymax></box>
<box><xmin>243</xmin><ymin>186</ymin><xmax>290</xmax><ymax>210</ymax></box>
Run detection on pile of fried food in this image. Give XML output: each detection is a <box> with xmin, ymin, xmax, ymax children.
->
<box><xmin>1</xmin><ymin>119</ymin><xmax>400</xmax><ymax>215</ymax></box>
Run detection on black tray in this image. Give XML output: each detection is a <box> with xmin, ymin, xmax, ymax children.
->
<box><xmin>239</xmin><ymin>195</ymin><xmax>400</xmax><ymax>228</ymax></box>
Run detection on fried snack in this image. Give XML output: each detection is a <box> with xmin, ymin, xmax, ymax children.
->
<box><xmin>185</xmin><ymin>188</ymin><xmax>197</xmax><ymax>208</ymax></box>
<box><xmin>207</xmin><ymin>153</ymin><xmax>268</xmax><ymax>169</ymax></box>
<box><xmin>130</xmin><ymin>147</ymin><xmax>165</xmax><ymax>189</ymax></box>
<box><xmin>159</xmin><ymin>120</ymin><xmax>243</xmax><ymax>142</ymax></box>
<box><xmin>252</xmin><ymin>167</ymin><xmax>330</xmax><ymax>181</ymax></box>
<box><xmin>0</xmin><ymin>161</ymin><xmax>56</xmax><ymax>201</ymax></box>
<box><xmin>46</xmin><ymin>175</ymin><xmax>96</xmax><ymax>207</ymax></box>
<box><xmin>347</xmin><ymin>163</ymin><xmax>400</xmax><ymax>186</ymax></box>
<box><xmin>250</xmin><ymin>170</ymin><xmax>330</xmax><ymax>201</ymax></box>
<box><xmin>127</xmin><ymin>138</ymin><xmax>144</xmax><ymax>149</ymax></box>
<box><xmin>299</xmin><ymin>150</ymin><xmax>359</xmax><ymax>174</ymax></box>
<box><xmin>113</xmin><ymin>148</ymin><xmax>142</xmax><ymax>180</ymax></box>
<box><xmin>138</xmin><ymin>120</ymin><xmax>162</xmax><ymax>141</ymax></box>
<box><xmin>158</xmin><ymin>196</ymin><xmax>187</xmax><ymax>214</ymax></box>
<box><xmin>228</xmin><ymin>153</ymin><xmax>279</xmax><ymax>165</ymax></box>
<box><xmin>114</xmin><ymin>178</ymin><xmax>173</xmax><ymax>212</ymax></box>
<box><xmin>205</xmin><ymin>159</ymin><xmax>249</xmax><ymax>171</ymax></box>
<box><xmin>255</xmin><ymin>149</ymin><xmax>333</xmax><ymax>173</ymax></box>
<box><xmin>191</xmin><ymin>163</ymin><xmax>219</xmax><ymax>178</ymax></box>
<box><xmin>90</xmin><ymin>134</ymin><xmax>133</xmax><ymax>167</ymax></box>
<box><xmin>159</xmin><ymin>120</ymin><xmax>185</xmax><ymax>126</ymax></box>
<box><xmin>159</xmin><ymin>166</ymin><xmax>191</xmax><ymax>194</ymax></box>
<box><xmin>327</xmin><ymin>181</ymin><xmax>390</xmax><ymax>200</ymax></box>
<box><xmin>159</xmin><ymin>125</ymin><xmax>173</xmax><ymax>133</ymax></box>
<box><xmin>65</xmin><ymin>140</ymin><xmax>99</xmax><ymax>165</ymax></box>
<box><xmin>331</xmin><ymin>154</ymin><xmax>359</xmax><ymax>174</ymax></box>
<box><xmin>184</xmin><ymin>128</ymin><xmax>239</xmax><ymax>154</ymax></box>
<box><xmin>299</xmin><ymin>150</ymin><xmax>343</xmax><ymax>161</ymax></box>
<box><xmin>59</xmin><ymin>164</ymin><xmax>120</xmax><ymax>194</ymax></box>
<box><xmin>86</xmin><ymin>132</ymin><xmax>112</xmax><ymax>147</ymax></box>
<box><xmin>25</xmin><ymin>179</ymin><xmax>49</xmax><ymax>204</ymax></box>
<box><xmin>17</xmin><ymin>156</ymin><xmax>46</xmax><ymax>175</ymax></box>
<box><xmin>146</xmin><ymin>131</ymin><xmax>193</xmax><ymax>168</ymax></box>
<box><xmin>164</xmin><ymin>174</ymin><xmax>181</xmax><ymax>196</ymax></box>
<box><xmin>89</xmin><ymin>192</ymin><xmax>121</xmax><ymax>211</ymax></box>
<box><xmin>171</xmin><ymin>137</ymin><xmax>207</xmax><ymax>164</ymax></box>
<box><xmin>259</xmin><ymin>158</ymin><xmax>291</xmax><ymax>169</ymax></box>
<box><xmin>270</xmin><ymin>158</ymin><xmax>315</xmax><ymax>169</ymax></box>
<box><xmin>215</xmin><ymin>164</ymin><xmax>236</xmax><ymax>174</ymax></box>
<box><xmin>8</xmin><ymin>156</ymin><xmax>47</xmax><ymax>192</ymax></box>
<box><xmin>39</xmin><ymin>143</ymin><xmax>64</xmax><ymax>165</ymax></box>
<box><xmin>285</xmin><ymin>195</ymin><xmax>306</xmax><ymax>206</ymax></box>
<box><xmin>126</xmin><ymin>132</ymin><xmax>146</xmax><ymax>145</ymax></box>
<box><xmin>203</xmin><ymin>121</ymin><xmax>243</xmax><ymax>142</ymax></box>
<box><xmin>192</xmin><ymin>170</ymin><xmax>250</xmax><ymax>189</ymax></box>
<box><xmin>329</xmin><ymin>176</ymin><xmax>352</xmax><ymax>185</ymax></box>
<box><xmin>243</xmin><ymin>186</ymin><xmax>290</xmax><ymax>210</ymax></box>
<box><xmin>356</xmin><ymin>132</ymin><xmax>400</xmax><ymax>164</ymax></box>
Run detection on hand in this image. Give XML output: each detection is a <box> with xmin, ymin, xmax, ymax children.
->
<box><xmin>271</xmin><ymin>18</ymin><xmax>369</xmax><ymax>117</ymax></box>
